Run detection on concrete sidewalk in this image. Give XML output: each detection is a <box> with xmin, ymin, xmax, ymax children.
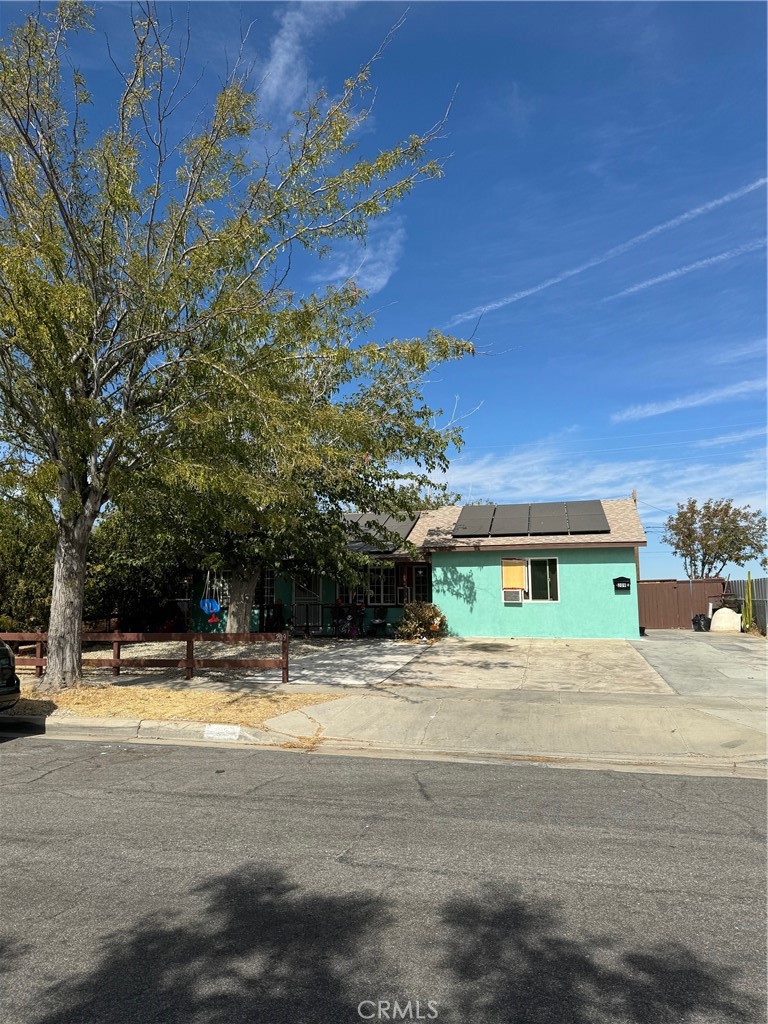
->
<box><xmin>8</xmin><ymin>635</ymin><xmax>765</xmax><ymax>777</ymax></box>
<box><xmin>263</xmin><ymin>685</ymin><xmax>767</xmax><ymax>774</ymax></box>
<box><xmin>3</xmin><ymin>683</ymin><xmax>764</xmax><ymax>776</ymax></box>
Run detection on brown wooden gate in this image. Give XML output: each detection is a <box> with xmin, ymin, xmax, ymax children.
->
<box><xmin>637</xmin><ymin>579</ymin><xmax>724</xmax><ymax>629</ymax></box>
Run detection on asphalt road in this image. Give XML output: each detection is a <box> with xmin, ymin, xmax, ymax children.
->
<box><xmin>1</xmin><ymin>737</ymin><xmax>765</xmax><ymax>1024</ymax></box>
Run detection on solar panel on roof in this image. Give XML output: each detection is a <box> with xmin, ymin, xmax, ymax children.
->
<box><xmin>530</xmin><ymin>519</ymin><xmax>568</xmax><ymax>536</ymax></box>
<box><xmin>568</xmin><ymin>515</ymin><xmax>610</xmax><ymax>534</ymax></box>
<box><xmin>529</xmin><ymin>503</ymin><xmax>568</xmax><ymax>535</ymax></box>
<box><xmin>490</xmin><ymin>504</ymin><xmax>530</xmax><ymax>537</ymax></box>
<box><xmin>346</xmin><ymin>512</ymin><xmax>417</xmax><ymax>553</ymax></box>
<box><xmin>385</xmin><ymin>515</ymin><xmax>419</xmax><ymax>541</ymax></box>
<box><xmin>566</xmin><ymin>500</ymin><xmax>604</xmax><ymax>516</ymax></box>
<box><xmin>452</xmin><ymin>505</ymin><xmax>495</xmax><ymax>537</ymax></box>
<box><xmin>531</xmin><ymin>502</ymin><xmax>565</xmax><ymax>515</ymax></box>
<box><xmin>452</xmin><ymin>500</ymin><xmax>611</xmax><ymax>539</ymax></box>
<box><xmin>567</xmin><ymin>500</ymin><xmax>610</xmax><ymax>534</ymax></box>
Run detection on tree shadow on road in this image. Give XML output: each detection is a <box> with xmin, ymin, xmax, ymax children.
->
<box><xmin>441</xmin><ymin>884</ymin><xmax>761</xmax><ymax>1024</ymax></box>
<box><xmin>20</xmin><ymin>869</ymin><xmax>762</xmax><ymax>1024</ymax></box>
<box><xmin>29</xmin><ymin>865</ymin><xmax>393</xmax><ymax>1024</ymax></box>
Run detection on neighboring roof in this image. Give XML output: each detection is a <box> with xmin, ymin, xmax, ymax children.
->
<box><xmin>344</xmin><ymin>512</ymin><xmax>421</xmax><ymax>553</ymax></box>
<box><xmin>404</xmin><ymin>498</ymin><xmax>646</xmax><ymax>551</ymax></box>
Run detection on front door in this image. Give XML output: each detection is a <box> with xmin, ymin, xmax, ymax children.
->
<box><xmin>293</xmin><ymin>574</ymin><xmax>323</xmax><ymax>633</ymax></box>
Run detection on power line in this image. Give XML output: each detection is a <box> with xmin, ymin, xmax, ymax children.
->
<box><xmin>451</xmin><ymin>420</ymin><xmax>765</xmax><ymax>456</ymax></box>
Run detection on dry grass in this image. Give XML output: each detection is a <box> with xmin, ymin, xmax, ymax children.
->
<box><xmin>3</xmin><ymin>685</ymin><xmax>338</xmax><ymax>728</ymax></box>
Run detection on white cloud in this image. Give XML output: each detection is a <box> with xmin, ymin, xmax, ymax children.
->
<box><xmin>611</xmin><ymin>380</ymin><xmax>766</xmax><ymax>423</ymax></box>
<box><xmin>431</xmin><ymin>434</ymin><xmax>767</xmax><ymax>525</ymax></box>
<box><xmin>695</xmin><ymin>427</ymin><xmax>767</xmax><ymax>448</ymax></box>
<box><xmin>603</xmin><ymin>238</ymin><xmax>766</xmax><ymax>300</ymax></box>
<box><xmin>447</xmin><ymin>177</ymin><xmax>767</xmax><ymax>327</ymax></box>
<box><xmin>258</xmin><ymin>3</ymin><xmax>350</xmax><ymax>123</ymax></box>
<box><xmin>707</xmin><ymin>338</ymin><xmax>767</xmax><ymax>365</ymax></box>
<box><xmin>312</xmin><ymin>218</ymin><xmax>406</xmax><ymax>295</ymax></box>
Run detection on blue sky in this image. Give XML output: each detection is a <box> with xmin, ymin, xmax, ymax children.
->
<box><xmin>2</xmin><ymin>1</ymin><xmax>766</xmax><ymax>579</ymax></box>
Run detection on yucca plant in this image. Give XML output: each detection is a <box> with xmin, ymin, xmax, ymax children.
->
<box><xmin>742</xmin><ymin>571</ymin><xmax>753</xmax><ymax>632</ymax></box>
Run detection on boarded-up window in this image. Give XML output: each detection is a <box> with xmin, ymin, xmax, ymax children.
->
<box><xmin>501</xmin><ymin>559</ymin><xmax>527</xmax><ymax>590</ymax></box>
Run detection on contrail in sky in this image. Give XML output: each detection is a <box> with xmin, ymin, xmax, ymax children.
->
<box><xmin>602</xmin><ymin>238</ymin><xmax>766</xmax><ymax>300</ymax></box>
<box><xmin>447</xmin><ymin>177</ymin><xmax>767</xmax><ymax>326</ymax></box>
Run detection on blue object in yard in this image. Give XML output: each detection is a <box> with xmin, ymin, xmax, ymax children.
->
<box><xmin>200</xmin><ymin>598</ymin><xmax>220</xmax><ymax>614</ymax></box>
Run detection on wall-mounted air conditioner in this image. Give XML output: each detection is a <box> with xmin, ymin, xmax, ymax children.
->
<box><xmin>503</xmin><ymin>589</ymin><xmax>524</xmax><ymax>605</ymax></box>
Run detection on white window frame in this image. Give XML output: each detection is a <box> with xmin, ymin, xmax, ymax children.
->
<box><xmin>337</xmin><ymin>564</ymin><xmax>398</xmax><ymax>607</ymax></box>
<box><xmin>501</xmin><ymin>557</ymin><xmax>560</xmax><ymax>603</ymax></box>
<box><xmin>258</xmin><ymin>569</ymin><xmax>275</xmax><ymax>606</ymax></box>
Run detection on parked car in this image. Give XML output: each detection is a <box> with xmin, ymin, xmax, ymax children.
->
<box><xmin>0</xmin><ymin>639</ymin><xmax>21</xmax><ymax>710</ymax></box>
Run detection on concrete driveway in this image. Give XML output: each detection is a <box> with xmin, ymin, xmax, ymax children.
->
<box><xmin>385</xmin><ymin>637</ymin><xmax>672</xmax><ymax>694</ymax></box>
<box><xmin>630</xmin><ymin>630</ymin><xmax>767</xmax><ymax>699</ymax></box>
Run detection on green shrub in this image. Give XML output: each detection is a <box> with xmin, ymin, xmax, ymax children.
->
<box><xmin>395</xmin><ymin>601</ymin><xmax>447</xmax><ymax>640</ymax></box>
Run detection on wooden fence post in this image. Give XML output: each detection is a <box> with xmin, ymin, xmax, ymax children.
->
<box><xmin>35</xmin><ymin>628</ymin><xmax>43</xmax><ymax>678</ymax></box>
<box><xmin>186</xmin><ymin>637</ymin><xmax>194</xmax><ymax>680</ymax></box>
<box><xmin>112</xmin><ymin>640</ymin><xmax>121</xmax><ymax>677</ymax></box>
<box><xmin>281</xmin><ymin>632</ymin><xmax>289</xmax><ymax>685</ymax></box>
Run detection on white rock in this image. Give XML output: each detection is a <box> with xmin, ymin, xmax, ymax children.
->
<box><xmin>709</xmin><ymin>607</ymin><xmax>742</xmax><ymax>632</ymax></box>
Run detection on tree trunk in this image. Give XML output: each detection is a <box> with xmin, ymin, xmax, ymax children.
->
<box><xmin>225</xmin><ymin>572</ymin><xmax>259</xmax><ymax>634</ymax></box>
<box><xmin>42</xmin><ymin>517</ymin><xmax>93</xmax><ymax>692</ymax></box>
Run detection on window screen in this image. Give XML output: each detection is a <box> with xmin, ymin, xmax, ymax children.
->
<box><xmin>530</xmin><ymin>558</ymin><xmax>558</xmax><ymax>601</ymax></box>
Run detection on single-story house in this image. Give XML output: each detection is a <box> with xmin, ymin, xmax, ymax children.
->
<box><xmin>190</xmin><ymin>496</ymin><xmax>645</xmax><ymax>640</ymax></box>
<box><xmin>418</xmin><ymin>498</ymin><xmax>645</xmax><ymax>639</ymax></box>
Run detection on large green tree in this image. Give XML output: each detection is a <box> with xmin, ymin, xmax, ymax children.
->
<box><xmin>662</xmin><ymin>498</ymin><xmax>767</xmax><ymax>579</ymax></box>
<box><xmin>0</xmin><ymin>485</ymin><xmax>57</xmax><ymax>630</ymax></box>
<box><xmin>0</xmin><ymin>3</ymin><xmax>470</xmax><ymax>688</ymax></box>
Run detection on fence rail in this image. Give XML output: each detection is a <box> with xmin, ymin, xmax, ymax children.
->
<box><xmin>1</xmin><ymin>632</ymin><xmax>289</xmax><ymax>684</ymax></box>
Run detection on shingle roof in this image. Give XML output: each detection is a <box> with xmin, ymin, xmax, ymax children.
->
<box><xmin>403</xmin><ymin>498</ymin><xmax>646</xmax><ymax>551</ymax></box>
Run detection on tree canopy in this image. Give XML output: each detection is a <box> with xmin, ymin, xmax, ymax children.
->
<box><xmin>0</xmin><ymin>2</ymin><xmax>471</xmax><ymax>687</ymax></box>
<box><xmin>662</xmin><ymin>498</ymin><xmax>767</xmax><ymax>579</ymax></box>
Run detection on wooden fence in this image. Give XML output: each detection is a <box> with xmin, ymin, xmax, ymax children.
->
<box><xmin>2</xmin><ymin>632</ymin><xmax>289</xmax><ymax>684</ymax></box>
<box><xmin>637</xmin><ymin>579</ymin><xmax>725</xmax><ymax>630</ymax></box>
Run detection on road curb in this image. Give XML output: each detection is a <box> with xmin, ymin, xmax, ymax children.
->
<box><xmin>1</xmin><ymin>712</ymin><xmax>765</xmax><ymax>777</ymax></box>
<box><xmin>0</xmin><ymin>714</ymin><xmax>284</xmax><ymax>747</ymax></box>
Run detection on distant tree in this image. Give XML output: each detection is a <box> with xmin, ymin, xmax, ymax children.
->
<box><xmin>662</xmin><ymin>499</ymin><xmax>768</xmax><ymax>579</ymax></box>
<box><xmin>0</xmin><ymin>3</ymin><xmax>470</xmax><ymax>688</ymax></box>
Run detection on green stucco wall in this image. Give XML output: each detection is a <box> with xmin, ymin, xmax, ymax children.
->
<box><xmin>431</xmin><ymin>547</ymin><xmax>639</xmax><ymax>639</ymax></box>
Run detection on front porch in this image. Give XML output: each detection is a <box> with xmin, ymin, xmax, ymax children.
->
<box><xmin>188</xmin><ymin>561</ymin><xmax>433</xmax><ymax>637</ymax></box>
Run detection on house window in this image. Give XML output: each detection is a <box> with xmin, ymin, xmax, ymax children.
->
<box><xmin>338</xmin><ymin>565</ymin><xmax>397</xmax><ymax>606</ymax></box>
<box><xmin>337</xmin><ymin>582</ymin><xmax>367</xmax><ymax>605</ymax></box>
<box><xmin>413</xmin><ymin>564</ymin><xmax>432</xmax><ymax>603</ymax></box>
<box><xmin>256</xmin><ymin>569</ymin><xmax>275</xmax><ymax>606</ymax></box>
<box><xmin>501</xmin><ymin>557</ymin><xmax>559</xmax><ymax>602</ymax></box>
<box><xmin>368</xmin><ymin>564</ymin><xmax>397</xmax><ymax>605</ymax></box>
<box><xmin>529</xmin><ymin>558</ymin><xmax>558</xmax><ymax>601</ymax></box>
